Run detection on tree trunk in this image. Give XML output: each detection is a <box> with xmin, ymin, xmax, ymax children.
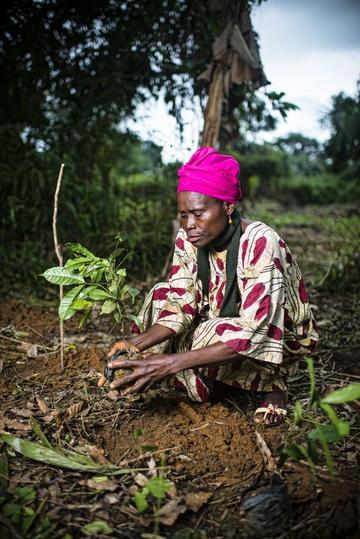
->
<box><xmin>201</xmin><ymin>62</ymin><xmax>226</xmax><ymax>148</ymax></box>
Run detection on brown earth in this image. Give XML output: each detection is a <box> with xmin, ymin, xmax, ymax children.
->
<box><xmin>0</xmin><ymin>294</ymin><xmax>359</xmax><ymax>539</ymax></box>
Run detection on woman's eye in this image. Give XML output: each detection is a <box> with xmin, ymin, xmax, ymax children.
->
<box><xmin>194</xmin><ymin>212</ymin><xmax>203</xmax><ymax>217</ymax></box>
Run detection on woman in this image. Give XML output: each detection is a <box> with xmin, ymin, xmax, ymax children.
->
<box><xmin>102</xmin><ymin>147</ymin><xmax>318</xmax><ymax>425</ymax></box>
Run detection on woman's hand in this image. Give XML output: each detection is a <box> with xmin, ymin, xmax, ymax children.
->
<box><xmin>108</xmin><ymin>339</ymin><xmax>139</xmax><ymax>358</ymax></box>
<box><xmin>97</xmin><ymin>339</ymin><xmax>140</xmax><ymax>387</ymax></box>
<box><xmin>107</xmin><ymin>353</ymin><xmax>178</xmax><ymax>394</ymax></box>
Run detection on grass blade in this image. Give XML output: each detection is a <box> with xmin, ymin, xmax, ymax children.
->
<box><xmin>29</xmin><ymin>417</ymin><xmax>53</xmax><ymax>448</ymax></box>
<box><xmin>0</xmin><ymin>432</ymin><xmax>135</xmax><ymax>475</ymax></box>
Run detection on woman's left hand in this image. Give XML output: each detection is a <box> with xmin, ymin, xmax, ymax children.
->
<box><xmin>107</xmin><ymin>353</ymin><xmax>178</xmax><ymax>394</ymax></box>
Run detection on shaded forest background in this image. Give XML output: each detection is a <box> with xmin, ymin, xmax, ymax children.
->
<box><xmin>1</xmin><ymin>0</ymin><xmax>359</xmax><ymax>296</ymax></box>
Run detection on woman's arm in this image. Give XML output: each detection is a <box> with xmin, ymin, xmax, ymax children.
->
<box><xmin>108</xmin><ymin>323</ymin><xmax>174</xmax><ymax>357</ymax></box>
<box><xmin>108</xmin><ymin>341</ymin><xmax>239</xmax><ymax>394</ymax></box>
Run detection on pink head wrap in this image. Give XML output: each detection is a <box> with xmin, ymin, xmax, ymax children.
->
<box><xmin>177</xmin><ymin>147</ymin><xmax>241</xmax><ymax>203</ymax></box>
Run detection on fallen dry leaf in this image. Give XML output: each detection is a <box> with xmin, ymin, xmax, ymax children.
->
<box><xmin>66</xmin><ymin>401</ymin><xmax>85</xmax><ymax>419</ymax></box>
<box><xmin>147</xmin><ymin>457</ymin><xmax>157</xmax><ymax>477</ymax></box>
<box><xmin>19</xmin><ymin>342</ymin><xmax>38</xmax><ymax>358</ymax></box>
<box><xmin>4</xmin><ymin>418</ymin><xmax>32</xmax><ymax>431</ymax></box>
<box><xmin>185</xmin><ymin>491</ymin><xmax>212</xmax><ymax>512</ymax></box>
<box><xmin>104</xmin><ymin>493</ymin><xmax>120</xmax><ymax>504</ymax></box>
<box><xmin>158</xmin><ymin>498</ymin><xmax>186</xmax><ymax>526</ymax></box>
<box><xmin>11</xmin><ymin>408</ymin><xmax>34</xmax><ymax>418</ymax></box>
<box><xmin>134</xmin><ymin>473</ymin><xmax>148</xmax><ymax>487</ymax></box>
<box><xmin>89</xmin><ymin>446</ymin><xmax>112</xmax><ymax>466</ymax></box>
<box><xmin>42</xmin><ymin>414</ymin><xmax>56</xmax><ymax>423</ymax></box>
<box><xmin>36</xmin><ymin>395</ymin><xmax>49</xmax><ymax>414</ymax></box>
<box><xmin>255</xmin><ymin>430</ymin><xmax>277</xmax><ymax>472</ymax></box>
<box><xmin>80</xmin><ymin>478</ymin><xmax>118</xmax><ymax>491</ymax></box>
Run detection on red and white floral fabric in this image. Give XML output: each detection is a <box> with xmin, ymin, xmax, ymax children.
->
<box><xmin>133</xmin><ymin>221</ymin><xmax>318</xmax><ymax>402</ymax></box>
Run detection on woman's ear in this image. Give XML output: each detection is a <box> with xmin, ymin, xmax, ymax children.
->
<box><xmin>224</xmin><ymin>202</ymin><xmax>235</xmax><ymax>216</ymax></box>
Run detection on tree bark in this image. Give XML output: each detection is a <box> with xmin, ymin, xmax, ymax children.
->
<box><xmin>201</xmin><ymin>62</ymin><xmax>226</xmax><ymax>148</ymax></box>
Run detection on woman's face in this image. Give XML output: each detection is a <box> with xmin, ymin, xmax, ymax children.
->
<box><xmin>177</xmin><ymin>191</ymin><xmax>231</xmax><ymax>248</ymax></box>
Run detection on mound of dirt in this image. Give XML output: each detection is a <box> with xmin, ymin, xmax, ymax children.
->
<box><xmin>97</xmin><ymin>396</ymin><xmax>283</xmax><ymax>483</ymax></box>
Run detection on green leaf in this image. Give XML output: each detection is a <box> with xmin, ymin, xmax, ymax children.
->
<box><xmin>306</xmin><ymin>437</ymin><xmax>319</xmax><ymax>465</ymax></box>
<box><xmin>316</xmin><ymin>426</ymin><xmax>335</xmax><ymax>477</ymax></box>
<box><xmin>320</xmin><ymin>403</ymin><xmax>350</xmax><ymax>436</ymax></box>
<box><xmin>127</xmin><ymin>314</ymin><xmax>143</xmax><ymax>330</ymax></box>
<box><xmin>86</xmin><ymin>288</ymin><xmax>111</xmax><ymax>300</ymax></box>
<box><xmin>0</xmin><ymin>432</ymin><xmax>132</xmax><ymax>474</ymax></box>
<box><xmin>293</xmin><ymin>401</ymin><xmax>303</xmax><ymax>425</ymax></box>
<box><xmin>64</xmin><ymin>257</ymin><xmax>93</xmax><ymax>270</ymax></box>
<box><xmin>133</xmin><ymin>488</ymin><xmax>149</xmax><ymax>513</ymax></box>
<box><xmin>3</xmin><ymin>502</ymin><xmax>21</xmax><ymax>522</ymax></box>
<box><xmin>101</xmin><ymin>300</ymin><xmax>117</xmax><ymax>315</ymax></box>
<box><xmin>133</xmin><ymin>427</ymin><xmax>144</xmax><ymax>438</ymax></box>
<box><xmin>79</xmin><ymin>308</ymin><xmax>92</xmax><ymax>328</ymax></box>
<box><xmin>30</xmin><ymin>417</ymin><xmax>53</xmax><ymax>448</ymax></box>
<box><xmin>127</xmin><ymin>286</ymin><xmax>140</xmax><ymax>302</ymax></box>
<box><xmin>58</xmin><ymin>285</ymin><xmax>84</xmax><ymax>320</ymax></box>
<box><xmin>42</xmin><ymin>267</ymin><xmax>85</xmax><ymax>286</ymax></box>
<box><xmin>283</xmin><ymin>443</ymin><xmax>303</xmax><ymax>461</ymax></box>
<box><xmin>82</xmin><ymin>520</ymin><xmax>113</xmax><ymax>536</ymax></box>
<box><xmin>322</xmin><ymin>384</ymin><xmax>360</xmax><ymax>404</ymax></box>
<box><xmin>65</xmin><ymin>243</ymin><xmax>96</xmax><ymax>259</ymax></box>
<box><xmin>308</xmin><ymin>425</ymin><xmax>343</xmax><ymax>443</ymax></box>
<box><xmin>83</xmin><ymin>262</ymin><xmax>107</xmax><ymax>278</ymax></box>
<box><xmin>146</xmin><ymin>477</ymin><xmax>172</xmax><ymax>500</ymax></box>
<box><xmin>71</xmin><ymin>299</ymin><xmax>93</xmax><ymax>311</ymax></box>
<box><xmin>15</xmin><ymin>486</ymin><xmax>36</xmax><ymax>503</ymax></box>
<box><xmin>117</xmin><ymin>268</ymin><xmax>126</xmax><ymax>277</ymax></box>
<box><xmin>306</xmin><ymin>356</ymin><xmax>320</xmax><ymax>406</ymax></box>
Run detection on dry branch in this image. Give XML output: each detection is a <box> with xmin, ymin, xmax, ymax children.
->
<box><xmin>52</xmin><ymin>163</ymin><xmax>65</xmax><ymax>370</ymax></box>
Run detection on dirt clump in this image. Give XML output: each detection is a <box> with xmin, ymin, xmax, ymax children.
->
<box><xmin>97</xmin><ymin>397</ymin><xmax>277</xmax><ymax>482</ymax></box>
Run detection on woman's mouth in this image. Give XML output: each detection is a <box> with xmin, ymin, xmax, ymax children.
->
<box><xmin>187</xmin><ymin>235</ymin><xmax>202</xmax><ymax>244</ymax></box>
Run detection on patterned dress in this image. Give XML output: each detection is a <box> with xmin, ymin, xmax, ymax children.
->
<box><xmin>133</xmin><ymin>221</ymin><xmax>318</xmax><ymax>402</ymax></box>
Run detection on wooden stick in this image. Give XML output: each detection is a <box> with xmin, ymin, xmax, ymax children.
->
<box><xmin>52</xmin><ymin>163</ymin><xmax>65</xmax><ymax>370</ymax></box>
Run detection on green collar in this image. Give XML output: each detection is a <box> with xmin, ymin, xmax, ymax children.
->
<box><xmin>197</xmin><ymin>209</ymin><xmax>242</xmax><ymax>317</ymax></box>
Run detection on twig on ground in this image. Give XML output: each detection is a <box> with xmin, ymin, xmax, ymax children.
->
<box><xmin>52</xmin><ymin>163</ymin><xmax>65</xmax><ymax>370</ymax></box>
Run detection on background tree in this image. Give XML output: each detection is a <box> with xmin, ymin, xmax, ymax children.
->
<box><xmin>322</xmin><ymin>80</ymin><xmax>360</xmax><ymax>174</ymax></box>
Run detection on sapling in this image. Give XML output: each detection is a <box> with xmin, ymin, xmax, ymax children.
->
<box><xmin>42</xmin><ymin>237</ymin><xmax>142</xmax><ymax>375</ymax></box>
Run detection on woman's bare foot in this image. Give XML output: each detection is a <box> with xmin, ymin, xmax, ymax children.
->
<box><xmin>254</xmin><ymin>391</ymin><xmax>288</xmax><ymax>426</ymax></box>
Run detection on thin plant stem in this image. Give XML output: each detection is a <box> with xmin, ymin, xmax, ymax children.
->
<box><xmin>52</xmin><ymin>163</ymin><xmax>65</xmax><ymax>370</ymax></box>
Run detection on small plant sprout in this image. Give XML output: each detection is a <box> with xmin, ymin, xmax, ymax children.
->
<box><xmin>133</xmin><ymin>454</ymin><xmax>173</xmax><ymax>535</ymax></box>
<box><xmin>283</xmin><ymin>357</ymin><xmax>360</xmax><ymax>477</ymax></box>
<box><xmin>42</xmin><ymin>237</ymin><xmax>141</xmax><ymax>330</ymax></box>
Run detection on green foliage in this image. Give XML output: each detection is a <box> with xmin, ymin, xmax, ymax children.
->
<box><xmin>133</xmin><ymin>477</ymin><xmax>173</xmax><ymax>514</ymax></box>
<box><xmin>132</xmin><ymin>458</ymin><xmax>173</xmax><ymax>536</ymax></box>
<box><xmin>284</xmin><ymin>358</ymin><xmax>360</xmax><ymax>477</ymax></box>
<box><xmin>229</xmin><ymin>143</ymin><xmax>290</xmax><ymax>199</ymax></box>
<box><xmin>275</xmin><ymin>173</ymin><xmax>358</xmax><ymax>205</ymax></box>
<box><xmin>42</xmin><ymin>239</ymin><xmax>140</xmax><ymax>328</ymax></box>
<box><xmin>222</xmin><ymin>88</ymin><xmax>299</xmax><ymax>146</ymax></box>
<box><xmin>82</xmin><ymin>520</ymin><xmax>113</xmax><ymax>536</ymax></box>
<box><xmin>322</xmin><ymin>79</ymin><xmax>360</xmax><ymax>173</ymax></box>
<box><xmin>0</xmin><ymin>476</ymin><xmax>55</xmax><ymax>539</ymax></box>
<box><xmin>317</xmin><ymin>216</ymin><xmax>360</xmax><ymax>291</ymax></box>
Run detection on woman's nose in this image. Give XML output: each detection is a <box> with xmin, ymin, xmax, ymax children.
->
<box><xmin>187</xmin><ymin>214</ymin><xmax>196</xmax><ymax>229</ymax></box>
